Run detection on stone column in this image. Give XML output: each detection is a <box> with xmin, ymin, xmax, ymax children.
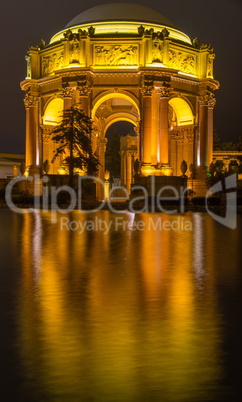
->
<box><xmin>97</xmin><ymin>137</ymin><xmax>107</xmax><ymax>200</ymax></box>
<box><xmin>198</xmin><ymin>91</ymin><xmax>215</xmax><ymax>168</ymax></box>
<box><xmin>199</xmin><ymin>100</ymin><xmax>208</xmax><ymax>167</ymax></box>
<box><xmin>207</xmin><ymin>94</ymin><xmax>216</xmax><ymax>167</ymax></box>
<box><xmin>134</xmin><ymin>120</ymin><xmax>141</xmax><ymax>161</ymax></box>
<box><xmin>126</xmin><ymin>151</ymin><xmax>132</xmax><ymax>194</ymax></box>
<box><xmin>157</xmin><ymin>86</ymin><xmax>172</xmax><ymax>165</ymax></box>
<box><xmin>120</xmin><ymin>151</ymin><xmax>124</xmax><ymax>185</ymax></box>
<box><xmin>141</xmin><ymin>86</ymin><xmax>153</xmax><ymax>165</ymax></box>
<box><xmin>24</xmin><ymin>93</ymin><xmax>39</xmax><ymax>167</ymax></box>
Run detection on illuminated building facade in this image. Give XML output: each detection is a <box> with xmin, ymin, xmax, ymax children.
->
<box><xmin>20</xmin><ymin>3</ymin><xmax>219</xmax><ymax>197</ymax></box>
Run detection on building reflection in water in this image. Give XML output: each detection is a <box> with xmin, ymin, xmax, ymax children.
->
<box><xmin>16</xmin><ymin>211</ymin><xmax>226</xmax><ymax>400</ymax></box>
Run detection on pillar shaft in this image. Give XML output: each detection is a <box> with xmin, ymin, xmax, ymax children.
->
<box><xmin>207</xmin><ymin>107</ymin><xmax>214</xmax><ymax>167</ymax></box>
<box><xmin>26</xmin><ymin>105</ymin><xmax>38</xmax><ymax>167</ymax></box>
<box><xmin>126</xmin><ymin>152</ymin><xmax>132</xmax><ymax>193</ymax></box>
<box><xmin>199</xmin><ymin>104</ymin><xmax>208</xmax><ymax>167</ymax></box>
<box><xmin>159</xmin><ymin>96</ymin><xmax>169</xmax><ymax>164</ymax></box>
<box><xmin>79</xmin><ymin>96</ymin><xmax>89</xmax><ymax>116</ymax></box>
<box><xmin>64</xmin><ymin>97</ymin><xmax>72</xmax><ymax>109</ymax></box>
<box><xmin>142</xmin><ymin>95</ymin><xmax>152</xmax><ymax>164</ymax></box>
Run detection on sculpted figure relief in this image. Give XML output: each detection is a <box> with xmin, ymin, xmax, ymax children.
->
<box><xmin>168</xmin><ymin>50</ymin><xmax>195</xmax><ymax>74</ymax></box>
<box><xmin>94</xmin><ymin>45</ymin><xmax>138</xmax><ymax>66</ymax></box>
<box><xmin>42</xmin><ymin>52</ymin><xmax>64</xmax><ymax>75</ymax></box>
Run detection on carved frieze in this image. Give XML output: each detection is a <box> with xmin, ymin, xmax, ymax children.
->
<box><xmin>42</xmin><ymin>52</ymin><xmax>64</xmax><ymax>76</ymax></box>
<box><xmin>168</xmin><ymin>49</ymin><xmax>195</xmax><ymax>74</ymax></box>
<box><xmin>94</xmin><ymin>45</ymin><xmax>138</xmax><ymax>66</ymax></box>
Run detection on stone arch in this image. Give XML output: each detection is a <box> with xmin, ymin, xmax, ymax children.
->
<box><xmin>42</xmin><ymin>97</ymin><xmax>64</xmax><ymax>125</ymax></box>
<box><xmin>91</xmin><ymin>90</ymin><xmax>140</xmax><ymax>119</ymax></box>
<box><xmin>169</xmin><ymin>96</ymin><xmax>194</xmax><ymax>126</ymax></box>
<box><xmin>104</xmin><ymin>113</ymin><xmax>137</xmax><ymax>135</ymax></box>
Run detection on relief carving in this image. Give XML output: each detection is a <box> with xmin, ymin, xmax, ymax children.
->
<box><xmin>42</xmin><ymin>52</ymin><xmax>64</xmax><ymax>76</ymax></box>
<box><xmin>168</xmin><ymin>50</ymin><xmax>195</xmax><ymax>74</ymax></box>
<box><xmin>94</xmin><ymin>45</ymin><xmax>138</xmax><ymax>66</ymax></box>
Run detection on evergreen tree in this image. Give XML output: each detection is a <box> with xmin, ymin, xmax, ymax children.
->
<box><xmin>49</xmin><ymin>105</ymin><xmax>99</xmax><ymax>186</ymax></box>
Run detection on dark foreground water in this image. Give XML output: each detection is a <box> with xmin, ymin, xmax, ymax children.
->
<box><xmin>0</xmin><ymin>209</ymin><xmax>242</xmax><ymax>401</ymax></box>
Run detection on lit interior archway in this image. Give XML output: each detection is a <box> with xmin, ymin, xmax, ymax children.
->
<box><xmin>169</xmin><ymin>97</ymin><xmax>194</xmax><ymax>126</ymax></box>
<box><xmin>43</xmin><ymin>98</ymin><xmax>64</xmax><ymax>125</ymax></box>
<box><xmin>92</xmin><ymin>91</ymin><xmax>140</xmax><ymax>119</ymax></box>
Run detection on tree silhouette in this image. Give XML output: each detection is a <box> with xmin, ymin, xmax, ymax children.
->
<box><xmin>50</xmin><ymin>105</ymin><xmax>99</xmax><ymax>186</ymax></box>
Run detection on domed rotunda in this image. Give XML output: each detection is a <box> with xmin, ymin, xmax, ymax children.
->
<box><xmin>21</xmin><ymin>3</ymin><xmax>219</xmax><ymax>197</ymax></box>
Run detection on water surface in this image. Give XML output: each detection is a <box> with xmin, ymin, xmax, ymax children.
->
<box><xmin>0</xmin><ymin>209</ymin><xmax>241</xmax><ymax>401</ymax></box>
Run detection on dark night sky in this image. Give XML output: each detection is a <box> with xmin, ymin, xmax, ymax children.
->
<box><xmin>0</xmin><ymin>0</ymin><xmax>241</xmax><ymax>153</ymax></box>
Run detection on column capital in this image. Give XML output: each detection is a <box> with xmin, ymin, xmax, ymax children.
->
<box><xmin>156</xmin><ymin>85</ymin><xmax>173</xmax><ymax>98</ymax></box>
<box><xmin>140</xmin><ymin>85</ymin><xmax>153</xmax><ymax>96</ymax></box>
<box><xmin>60</xmin><ymin>85</ymin><xmax>75</xmax><ymax>98</ymax></box>
<box><xmin>77</xmin><ymin>80</ymin><xmax>92</xmax><ymax>96</ymax></box>
<box><xmin>24</xmin><ymin>93</ymin><xmax>38</xmax><ymax>108</ymax></box>
<box><xmin>198</xmin><ymin>91</ymin><xmax>216</xmax><ymax>108</ymax></box>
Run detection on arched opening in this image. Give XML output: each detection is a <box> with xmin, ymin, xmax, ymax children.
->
<box><xmin>92</xmin><ymin>93</ymin><xmax>139</xmax><ymax>198</ymax></box>
<box><xmin>43</xmin><ymin>98</ymin><xmax>64</xmax><ymax>125</ymax></box>
<box><xmin>105</xmin><ymin>121</ymin><xmax>137</xmax><ymax>188</ymax></box>
<box><xmin>169</xmin><ymin>97</ymin><xmax>194</xmax><ymax>126</ymax></box>
<box><xmin>92</xmin><ymin>91</ymin><xmax>140</xmax><ymax>120</ymax></box>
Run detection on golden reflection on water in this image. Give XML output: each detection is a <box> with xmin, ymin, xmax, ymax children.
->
<box><xmin>16</xmin><ymin>211</ymin><xmax>234</xmax><ymax>401</ymax></box>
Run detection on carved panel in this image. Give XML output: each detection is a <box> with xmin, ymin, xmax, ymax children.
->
<box><xmin>94</xmin><ymin>45</ymin><xmax>138</xmax><ymax>66</ymax></box>
<box><xmin>42</xmin><ymin>52</ymin><xmax>64</xmax><ymax>76</ymax></box>
<box><xmin>168</xmin><ymin>50</ymin><xmax>195</xmax><ymax>75</ymax></box>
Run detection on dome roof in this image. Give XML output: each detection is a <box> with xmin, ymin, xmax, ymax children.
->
<box><xmin>65</xmin><ymin>3</ymin><xmax>175</xmax><ymax>28</ymax></box>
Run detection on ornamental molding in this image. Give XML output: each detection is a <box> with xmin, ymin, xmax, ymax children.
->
<box><xmin>38</xmin><ymin>77</ymin><xmax>62</xmax><ymax>88</ymax></box>
<box><xmin>171</xmin><ymin>76</ymin><xmax>199</xmax><ymax>86</ymax></box>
